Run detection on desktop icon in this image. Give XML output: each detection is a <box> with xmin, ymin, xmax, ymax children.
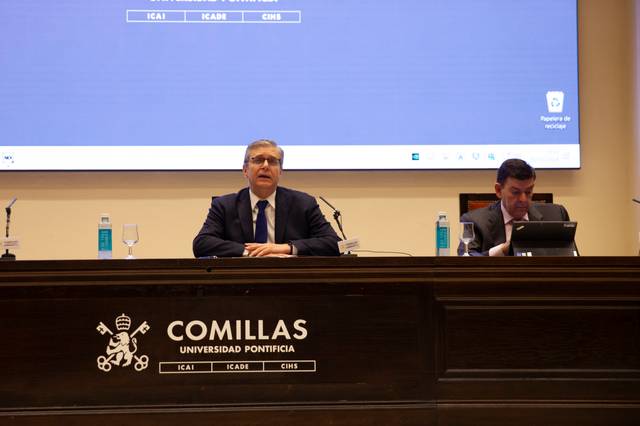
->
<box><xmin>2</xmin><ymin>153</ymin><xmax>14</xmax><ymax>165</ymax></box>
<box><xmin>546</xmin><ymin>91</ymin><xmax>565</xmax><ymax>113</ymax></box>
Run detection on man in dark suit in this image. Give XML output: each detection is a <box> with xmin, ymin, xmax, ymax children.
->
<box><xmin>193</xmin><ymin>139</ymin><xmax>340</xmax><ymax>258</ymax></box>
<box><xmin>457</xmin><ymin>158</ymin><xmax>570</xmax><ymax>256</ymax></box>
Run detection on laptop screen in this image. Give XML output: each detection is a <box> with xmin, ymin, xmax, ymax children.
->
<box><xmin>511</xmin><ymin>221</ymin><xmax>578</xmax><ymax>256</ymax></box>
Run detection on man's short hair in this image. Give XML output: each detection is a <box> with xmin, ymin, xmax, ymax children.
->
<box><xmin>496</xmin><ymin>158</ymin><xmax>536</xmax><ymax>185</ymax></box>
<box><xmin>243</xmin><ymin>139</ymin><xmax>284</xmax><ymax>167</ymax></box>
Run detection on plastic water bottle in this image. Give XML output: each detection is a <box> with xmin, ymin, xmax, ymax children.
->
<box><xmin>435</xmin><ymin>211</ymin><xmax>450</xmax><ymax>256</ymax></box>
<box><xmin>98</xmin><ymin>213</ymin><xmax>112</xmax><ymax>259</ymax></box>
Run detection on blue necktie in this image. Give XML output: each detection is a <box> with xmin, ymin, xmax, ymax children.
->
<box><xmin>255</xmin><ymin>200</ymin><xmax>268</xmax><ymax>243</ymax></box>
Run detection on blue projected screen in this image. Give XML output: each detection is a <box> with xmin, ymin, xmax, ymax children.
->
<box><xmin>0</xmin><ymin>0</ymin><xmax>579</xmax><ymax>170</ymax></box>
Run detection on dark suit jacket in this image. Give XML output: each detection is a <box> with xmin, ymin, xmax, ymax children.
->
<box><xmin>193</xmin><ymin>186</ymin><xmax>340</xmax><ymax>258</ymax></box>
<box><xmin>457</xmin><ymin>201</ymin><xmax>570</xmax><ymax>256</ymax></box>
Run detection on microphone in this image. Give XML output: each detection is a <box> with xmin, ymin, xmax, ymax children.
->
<box><xmin>6</xmin><ymin>197</ymin><xmax>17</xmax><ymax>211</ymax></box>
<box><xmin>2</xmin><ymin>197</ymin><xmax>17</xmax><ymax>261</ymax></box>
<box><xmin>318</xmin><ymin>196</ymin><xmax>348</xmax><ymax>240</ymax></box>
<box><xmin>5</xmin><ymin>197</ymin><xmax>16</xmax><ymax>238</ymax></box>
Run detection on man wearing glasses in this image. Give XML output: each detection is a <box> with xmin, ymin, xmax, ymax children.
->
<box><xmin>193</xmin><ymin>139</ymin><xmax>340</xmax><ymax>257</ymax></box>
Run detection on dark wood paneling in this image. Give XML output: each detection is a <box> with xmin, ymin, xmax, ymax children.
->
<box><xmin>0</xmin><ymin>405</ymin><xmax>436</xmax><ymax>426</ymax></box>
<box><xmin>1</xmin><ymin>257</ymin><xmax>640</xmax><ymax>425</ymax></box>
<box><xmin>441</xmin><ymin>305</ymin><xmax>640</xmax><ymax>374</ymax></box>
<box><xmin>438</xmin><ymin>404</ymin><xmax>640</xmax><ymax>426</ymax></box>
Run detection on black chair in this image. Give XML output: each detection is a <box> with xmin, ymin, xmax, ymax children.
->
<box><xmin>459</xmin><ymin>193</ymin><xmax>553</xmax><ymax>216</ymax></box>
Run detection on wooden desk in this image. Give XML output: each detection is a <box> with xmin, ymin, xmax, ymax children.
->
<box><xmin>1</xmin><ymin>257</ymin><xmax>639</xmax><ymax>425</ymax></box>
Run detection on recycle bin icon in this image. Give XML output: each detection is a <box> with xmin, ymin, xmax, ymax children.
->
<box><xmin>546</xmin><ymin>91</ymin><xmax>564</xmax><ymax>113</ymax></box>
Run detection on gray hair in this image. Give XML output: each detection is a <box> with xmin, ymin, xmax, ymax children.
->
<box><xmin>243</xmin><ymin>139</ymin><xmax>284</xmax><ymax>167</ymax></box>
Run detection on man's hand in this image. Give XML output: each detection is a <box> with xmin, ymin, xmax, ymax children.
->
<box><xmin>244</xmin><ymin>243</ymin><xmax>291</xmax><ymax>257</ymax></box>
<box><xmin>500</xmin><ymin>240</ymin><xmax>511</xmax><ymax>256</ymax></box>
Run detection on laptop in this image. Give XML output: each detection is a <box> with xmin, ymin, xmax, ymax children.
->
<box><xmin>510</xmin><ymin>221</ymin><xmax>579</xmax><ymax>257</ymax></box>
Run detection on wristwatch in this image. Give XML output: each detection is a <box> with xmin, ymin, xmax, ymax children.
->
<box><xmin>287</xmin><ymin>241</ymin><xmax>294</xmax><ymax>255</ymax></box>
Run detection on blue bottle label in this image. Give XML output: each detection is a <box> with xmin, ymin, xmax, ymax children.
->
<box><xmin>436</xmin><ymin>226</ymin><xmax>449</xmax><ymax>248</ymax></box>
<box><xmin>98</xmin><ymin>229</ymin><xmax>112</xmax><ymax>251</ymax></box>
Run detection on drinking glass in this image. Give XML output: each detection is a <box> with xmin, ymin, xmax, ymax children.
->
<box><xmin>459</xmin><ymin>222</ymin><xmax>475</xmax><ymax>256</ymax></box>
<box><xmin>122</xmin><ymin>224</ymin><xmax>139</xmax><ymax>259</ymax></box>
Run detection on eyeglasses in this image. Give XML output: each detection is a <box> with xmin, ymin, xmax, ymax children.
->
<box><xmin>248</xmin><ymin>156</ymin><xmax>281</xmax><ymax>167</ymax></box>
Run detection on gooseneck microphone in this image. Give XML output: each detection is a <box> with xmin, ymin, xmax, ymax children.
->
<box><xmin>2</xmin><ymin>197</ymin><xmax>17</xmax><ymax>261</ymax></box>
<box><xmin>318</xmin><ymin>196</ymin><xmax>348</xmax><ymax>241</ymax></box>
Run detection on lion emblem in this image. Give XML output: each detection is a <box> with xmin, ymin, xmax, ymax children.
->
<box><xmin>96</xmin><ymin>313</ymin><xmax>150</xmax><ymax>372</ymax></box>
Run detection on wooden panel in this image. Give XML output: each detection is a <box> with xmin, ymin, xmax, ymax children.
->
<box><xmin>0</xmin><ymin>286</ymin><xmax>433</xmax><ymax>409</ymax></box>
<box><xmin>1</xmin><ymin>257</ymin><xmax>640</xmax><ymax>425</ymax></box>
<box><xmin>0</xmin><ymin>405</ymin><xmax>436</xmax><ymax>426</ymax></box>
<box><xmin>437</xmin><ymin>404</ymin><xmax>640</xmax><ymax>426</ymax></box>
<box><xmin>433</xmin><ymin>257</ymin><xmax>640</xmax><ymax>403</ymax></box>
<box><xmin>441</xmin><ymin>305</ymin><xmax>640</xmax><ymax>375</ymax></box>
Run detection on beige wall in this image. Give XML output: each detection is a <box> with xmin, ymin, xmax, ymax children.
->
<box><xmin>1</xmin><ymin>0</ymin><xmax>637</xmax><ymax>260</ymax></box>
<box><xmin>635</xmin><ymin>0</ymin><xmax>640</xmax><ymax>255</ymax></box>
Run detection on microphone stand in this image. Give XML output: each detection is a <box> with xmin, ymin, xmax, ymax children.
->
<box><xmin>319</xmin><ymin>196</ymin><xmax>348</xmax><ymax>241</ymax></box>
<box><xmin>1</xmin><ymin>198</ymin><xmax>16</xmax><ymax>261</ymax></box>
<box><xmin>319</xmin><ymin>196</ymin><xmax>357</xmax><ymax>256</ymax></box>
<box><xmin>634</xmin><ymin>199</ymin><xmax>640</xmax><ymax>256</ymax></box>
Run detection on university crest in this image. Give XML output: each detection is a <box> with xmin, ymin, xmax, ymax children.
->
<box><xmin>96</xmin><ymin>313</ymin><xmax>150</xmax><ymax>372</ymax></box>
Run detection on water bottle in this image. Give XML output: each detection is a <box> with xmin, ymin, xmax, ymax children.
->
<box><xmin>98</xmin><ymin>213</ymin><xmax>112</xmax><ymax>259</ymax></box>
<box><xmin>435</xmin><ymin>211</ymin><xmax>450</xmax><ymax>256</ymax></box>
